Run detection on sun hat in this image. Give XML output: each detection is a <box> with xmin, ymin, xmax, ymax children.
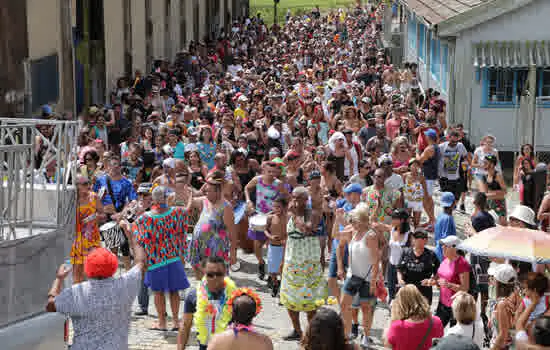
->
<box><xmin>440</xmin><ymin>191</ymin><xmax>455</xmax><ymax>208</ymax></box>
<box><xmin>440</xmin><ymin>235</ymin><xmax>461</xmax><ymax>247</ymax></box>
<box><xmin>509</xmin><ymin>205</ymin><xmax>536</xmax><ymax>226</ymax></box>
<box><xmin>492</xmin><ymin>263</ymin><xmax>517</xmax><ymax>284</ymax></box>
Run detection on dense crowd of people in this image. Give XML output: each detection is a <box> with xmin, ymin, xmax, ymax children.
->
<box><xmin>39</xmin><ymin>2</ymin><xmax>550</xmax><ymax>350</ymax></box>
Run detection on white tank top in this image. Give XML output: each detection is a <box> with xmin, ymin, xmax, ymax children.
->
<box><xmin>347</xmin><ymin>230</ymin><xmax>376</xmax><ymax>279</ymax></box>
<box><xmin>345</xmin><ymin>143</ymin><xmax>359</xmax><ymax>177</ymax></box>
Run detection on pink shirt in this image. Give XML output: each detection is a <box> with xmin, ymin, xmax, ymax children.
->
<box><xmin>387</xmin><ymin>316</ymin><xmax>444</xmax><ymax>350</ymax></box>
<box><xmin>437</xmin><ymin>256</ymin><xmax>470</xmax><ymax>307</ymax></box>
<box><xmin>386</xmin><ymin>118</ymin><xmax>401</xmax><ymax>139</ymax></box>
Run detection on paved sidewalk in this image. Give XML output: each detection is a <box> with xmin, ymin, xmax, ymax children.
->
<box><xmin>121</xmin><ymin>187</ymin><xmax>520</xmax><ymax>349</ymax></box>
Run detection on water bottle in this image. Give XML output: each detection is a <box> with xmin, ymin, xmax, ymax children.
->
<box><xmin>64</xmin><ymin>259</ymin><xmax>73</xmax><ymax>286</ymax></box>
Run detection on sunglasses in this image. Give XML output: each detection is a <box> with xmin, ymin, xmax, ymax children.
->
<box><xmin>85</xmin><ymin>158</ymin><xmax>94</xmax><ymax>162</ymax></box>
<box><xmin>206</xmin><ymin>271</ymin><xmax>224</xmax><ymax>278</ymax></box>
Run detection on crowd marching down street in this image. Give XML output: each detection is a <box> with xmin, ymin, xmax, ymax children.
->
<box><xmin>38</xmin><ymin>2</ymin><xmax>550</xmax><ymax>350</ymax></box>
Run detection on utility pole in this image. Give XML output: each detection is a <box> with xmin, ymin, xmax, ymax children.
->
<box><xmin>273</xmin><ymin>0</ymin><xmax>279</xmax><ymax>25</ymax></box>
<box><xmin>59</xmin><ymin>0</ymin><xmax>76</xmax><ymax>119</ymax></box>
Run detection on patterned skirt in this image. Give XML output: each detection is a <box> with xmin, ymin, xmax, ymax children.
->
<box><xmin>279</xmin><ymin>237</ymin><xmax>327</xmax><ymax>312</ymax></box>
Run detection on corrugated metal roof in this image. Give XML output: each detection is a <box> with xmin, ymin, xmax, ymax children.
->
<box><xmin>403</xmin><ymin>0</ymin><xmax>492</xmax><ymax>25</ymax></box>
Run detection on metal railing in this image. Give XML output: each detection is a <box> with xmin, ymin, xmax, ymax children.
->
<box><xmin>0</xmin><ymin>119</ymin><xmax>78</xmax><ymax>240</ymax></box>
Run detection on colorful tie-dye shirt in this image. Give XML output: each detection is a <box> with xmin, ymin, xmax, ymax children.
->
<box><xmin>133</xmin><ymin>207</ymin><xmax>189</xmax><ymax>270</ymax></box>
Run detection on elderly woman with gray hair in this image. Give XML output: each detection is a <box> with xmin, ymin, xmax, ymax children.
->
<box><xmin>279</xmin><ymin>186</ymin><xmax>328</xmax><ymax>341</ymax></box>
<box><xmin>133</xmin><ymin>185</ymin><xmax>191</xmax><ymax>331</ymax></box>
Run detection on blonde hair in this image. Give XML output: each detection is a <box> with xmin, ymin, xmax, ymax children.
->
<box><xmin>451</xmin><ymin>292</ymin><xmax>476</xmax><ymax>325</ymax></box>
<box><xmin>391</xmin><ymin>285</ymin><xmax>431</xmax><ymax>321</ymax></box>
<box><xmin>391</xmin><ymin>136</ymin><xmax>409</xmax><ymax>154</ymax></box>
<box><xmin>349</xmin><ymin>202</ymin><xmax>370</xmax><ymax>226</ymax></box>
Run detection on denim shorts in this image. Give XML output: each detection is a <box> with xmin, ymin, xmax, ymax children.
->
<box><xmin>328</xmin><ymin>239</ymin><xmax>348</xmax><ymax>278</ymax></box>
<box><xmin>342</xmin><ymin>275</ymin><xmax>376</xmax><ymax>304</ymax></box>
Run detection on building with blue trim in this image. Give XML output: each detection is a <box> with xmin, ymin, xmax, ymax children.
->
<box><xmin>400</xmin><ymin>0</ymin><xmax>550</xmax><ymax>152</ymax></box>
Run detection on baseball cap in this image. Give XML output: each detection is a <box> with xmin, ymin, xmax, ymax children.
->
<box><xmin>343</xmin><ymin>183</ymin><xmax>363</xmax><ymax>194</ymax></box>
<box><xmin>431</xmin><ymin>334</ymin><xmax>480</xmax><ymax>350</ymax></box>
<box><xmin>137</xmin><ymin>183</ymin><xmax>153</xmax><ymax>194</ymax></box>
<box><xmin>440</xmin><ymin>192</ymin><xmax>455</xmax><ymax>208</ymax></box>
<box><xmin>424</xmin><ymin>129</ymin><xmax>437</xmax><ymax>140</ymax></box>
<box><xmin>439</xmin><ymin>235</ymin><xmax>461</xmax><ymax>247</ymax></box>
<box><xmin>492</xmin><ymin>263</ymin><xmax>517</xmax><ymax>284</ymax></box>
<box><xmin>378</xmin><ymin>153</ymin><xmax>393</xmax><ymax>166</ymax></box>
<box><xmin>309</xmin><ymin>170</ymin><xmax>321</xmax><ymax>180</ymax></box>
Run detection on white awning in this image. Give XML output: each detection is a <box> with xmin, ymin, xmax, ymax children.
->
<box><xmin>473</xmin><ymin>40</ymin><xmax>550</xmax><ymax>68</ymax></box>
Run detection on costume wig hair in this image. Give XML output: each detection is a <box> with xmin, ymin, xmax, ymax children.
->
<box><xmin>84</xmin><ymin>247</ymin><xmax>118</xmax><ymax>279</ymax></box>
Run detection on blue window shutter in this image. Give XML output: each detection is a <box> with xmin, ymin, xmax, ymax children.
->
<box><xmin>418</xmin><ymin>24</ymin><xmax>425</xmax><ymax>61</ymax></box>
<box><xmin>441</xmin><ymin>44</ymin><xmax>448</xmax><ymax>92</ymax></box>
<box><xmin>482</xmin><ymin>68</ymin><xmax>488</xmax><ymax>107</ymax></box>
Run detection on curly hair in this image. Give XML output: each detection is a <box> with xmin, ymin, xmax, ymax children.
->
<box><xmin>302</xmin><ymin>308</ymin><xmax>351</xmax><ymax>350</ymax></box>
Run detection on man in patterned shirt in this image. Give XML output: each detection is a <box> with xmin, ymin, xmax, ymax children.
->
<box><xmin>46</xmin><ymin>241</ymin><xmax>146</xmax><ymax>350</ymax></box>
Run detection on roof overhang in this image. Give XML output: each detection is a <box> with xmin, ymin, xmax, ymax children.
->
<box><xmin>437</xmin><ymin>0</ymin><xmax>536</xmax><ymax>37</ymax></box>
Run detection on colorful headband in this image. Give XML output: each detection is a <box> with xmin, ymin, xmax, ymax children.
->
<box><xmin>227</xmin><ymin>288</ymin><xmax>262</xmax><ymax>316</ymax></box>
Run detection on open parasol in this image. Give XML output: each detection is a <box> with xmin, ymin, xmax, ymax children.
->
<box><xmin>458</xmin><ymin>226</ymin><xmax>550</xmax><ymax>264</ymax></box>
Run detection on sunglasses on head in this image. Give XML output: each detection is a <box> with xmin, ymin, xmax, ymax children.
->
<box><xmin>206</xmin><ymin>271</ymin><xmax>224</xmax><ymax>278</ymax></box>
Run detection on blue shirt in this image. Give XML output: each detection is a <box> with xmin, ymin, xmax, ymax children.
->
<box><xmin>94</xmin><ymin>175</ymin><xmax>137</xmax><ymax>209</ymax></box>
<box><xmin>434</xmin><ymin>212</ymin><xmax>456</xmax><ymax>261</ymax></box>
<box><xmin>173</xmin><ymin>141</ymin><xmax>186</xmax><ymax>160</ymax></box>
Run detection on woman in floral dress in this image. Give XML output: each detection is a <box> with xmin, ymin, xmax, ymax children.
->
<box><xmin>70</xmin><ymin>175</ymin><xmax>104</xmax><ymax>284</ymax></box>
<box><xmin>280</xmin><ymin>186</ymin><xmax>327</xmax><ymax>341</ymax></box>
<box><xmin>187</xmin><ymin>173</ymin><xmax>235</xmax><ymax>279</ymax></box>
<box><xmin>197</xmin><ymin>127</ymin><xmax>217</xmax><ymax>170</ymax></box>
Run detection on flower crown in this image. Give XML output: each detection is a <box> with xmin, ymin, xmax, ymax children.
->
<box><xmin>227</xmin><ymin>288</ymin><xmax>262</xmax><ymax>315</ymax></box>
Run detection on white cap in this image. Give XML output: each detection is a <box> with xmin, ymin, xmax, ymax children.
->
<box><xmin>163</xmin><ymin>158</ymin><xmax>176</xmax><ymax>169</ymax></box>
<box><xmin>492</xmin><ymin>264</ymin><xmax>517</xmax><ymax>284</ymax></box>
<box><xmin>439</xmin><ymin>235</ymin><xmax>461</xmax><ymax>247</ymax></box>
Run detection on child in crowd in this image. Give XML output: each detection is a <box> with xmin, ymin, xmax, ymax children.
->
<box><xmin>265</xmin><ymin>197</ymin><xmax>288</xmax><ymax>297</ymax></box>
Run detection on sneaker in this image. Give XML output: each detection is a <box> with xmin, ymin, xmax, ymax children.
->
<box><xmin>267</xmin><ymin>276</ymin><xmax>273</xmax><ymax>289</ymax></box>
<box><xmin>282</xmin><ymin>330</ymin><xmax>302</xmax><ymax>341</ymax></box>
<box><xmin>459</xmin><ymin>203</ymin><xmax>466</xmax><ymax>213</ymax></box>
<box><xmin>134</xmin><ymin>310</ymin><xmax>148</xmax><ymax>316</ymax></box>
<box><xmin>258</xmin><ymin>262</ymin><xmax>266</xmax><ymax>280</ymax></box>
<box><xmin>361</xmin><ymin>334</ymin><xmax>370</xmax><ymax>348</ymax></box>
<box><xmin>351</xmin><ymin>323</ymin><xmax>359</xmax><ymax>339</ymax></box>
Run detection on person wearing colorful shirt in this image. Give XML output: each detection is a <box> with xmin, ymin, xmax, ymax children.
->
<box><xmin>362</xmin><ymin>168</ymin><xmax>401</xmax><ymax>225</ymax></box>
<box><xmin>133</xmin><ymin>186</ymin><xmax>191</xmax><ymax>331</ymax></box>
<box><xmin>178</xmin><ymin>256</ymin><xmax>238</xmax><ymax>350</ymax></box>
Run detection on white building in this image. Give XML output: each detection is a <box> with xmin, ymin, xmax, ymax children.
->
<box><xmin>400</xmin><ymin>0</ymin><xmax>550</xmax><ymax>153</ymax></box>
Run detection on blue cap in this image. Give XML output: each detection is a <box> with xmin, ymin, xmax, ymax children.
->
<box><xmin>440</xmin><ymin>192</ymin><xmax>455</xmax><ymax>208</ymax></box>
<box><xmin>344</xmin><ymin>183</ymin><xmax>363</xmax><ymax>194</ymax></box>
<box><xmin>41</xmin><ymin>104</ymin><xmax>52</xmax><ymax>115</ymax></box>
<box><xmin>336</xmin><ymin>198</ymin><xmax>347</xmax><ymax>209</ymax></box>
<box><xmin>424</xmin><ymin>129</ymin><xmax>437</xmax><ymax>140</ymax></box>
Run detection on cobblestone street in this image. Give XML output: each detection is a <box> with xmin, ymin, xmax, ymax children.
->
<box><xmin>123</xmin><ymin>188</ymin><xmax>520</xmax><ymax>349</ymax></box>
